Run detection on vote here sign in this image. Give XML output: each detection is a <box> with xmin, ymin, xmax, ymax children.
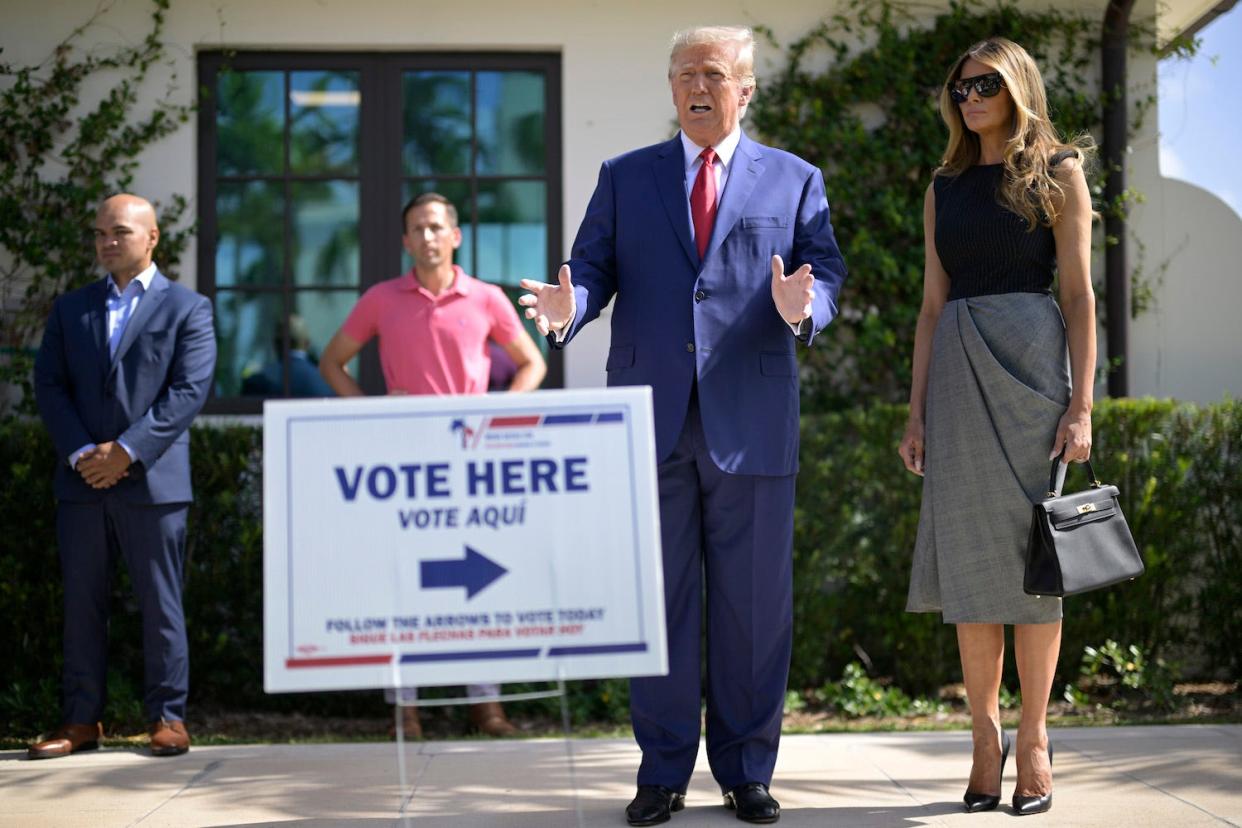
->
<box><xmin>262</xmin><ymin>387</ymin><xmax>667</xmax><ymax>693</ymax></box>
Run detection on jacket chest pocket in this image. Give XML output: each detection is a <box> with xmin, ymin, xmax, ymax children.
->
<box><xmin>740</xmin><ymin>216</ymin><xmax>789</xmax><ymax>231</ymax></box>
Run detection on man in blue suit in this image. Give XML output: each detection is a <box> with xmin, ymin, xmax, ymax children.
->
<box><xmin>520</xmin><ymin>26</ymin><xmax>846</xmax><ymax>825</ymax></box>
<box><xmin>29</xmin><ymin>194</ymin><xmax>216</xmax><ymax>759</ymax></box>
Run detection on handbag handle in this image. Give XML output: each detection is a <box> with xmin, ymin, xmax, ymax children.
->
<box><xmin>1047</xmin><ymin>452</ymin><xmax>1102</xmax><ymax>497</ymax></box>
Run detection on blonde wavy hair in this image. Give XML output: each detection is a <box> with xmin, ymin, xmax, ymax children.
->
<box><xmin>937</xmin><ymin>37</ymin><xmax>1094</xmax><ymax>230</ymax></box>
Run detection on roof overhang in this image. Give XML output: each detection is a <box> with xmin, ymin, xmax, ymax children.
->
<box><xmin>1158</xmin><ymin>0</ymin><xmax>1238</xmax><ymax>49</ymax></box>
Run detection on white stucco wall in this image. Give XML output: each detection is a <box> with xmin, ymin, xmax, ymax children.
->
<box><xmin>4</xmin><ymin>0</ymin><xmax>1237</xmax><ymax>400</ymax></box>
<box><xmin>1127</xmin><ymin>0</ymin><xmax>1242</xmax><ymax>402</ymax></box>
<box><xmin>1128</xmin><ymin>177</ymin><xmax>1242</xmax><ymax>399</ymax></box>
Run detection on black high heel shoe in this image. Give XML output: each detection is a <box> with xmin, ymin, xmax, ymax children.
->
<box><xmin>963</xmin><ymin>729</ymin><xmax>1011</xmax><ymax>813</ymax></box>
<box><xmin>1012</xmin><ymin>741</ymin><xmax>1054</xmax><ymax>816</ymax></box>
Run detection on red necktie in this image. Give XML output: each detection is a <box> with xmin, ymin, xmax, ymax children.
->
<box><xmin>690</xmin><ymin>147</ymin><xmax>717</xmax><ymax>260</ymax></box>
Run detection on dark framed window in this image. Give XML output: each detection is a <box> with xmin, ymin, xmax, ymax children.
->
<box><xmin>197</xmin><ymin>52</ymin><xmax>563</xmax><ymax>412</ymax></box>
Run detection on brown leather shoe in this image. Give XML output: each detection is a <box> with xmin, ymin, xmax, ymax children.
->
<box><xmin>469</xmin><ymin>701</ymin><xmax>517</xmax><ymax>737</ymax></box>
<box><xmin>388</xmin><ymin>706</ymin><xmax>423</xmax><ymax>740</ymax></box>
<box><xmin>149</xmin><ymin>719</ymin><xmax>190</xmax><ymax>756</ymax></box>
<box><xmin>27</xmin><ymin>722</ymin><xmax>104</xmax><ymax>760</ymax></box>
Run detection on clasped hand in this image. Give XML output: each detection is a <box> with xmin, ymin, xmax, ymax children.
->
<box><xmin>78</xmin><ymin>441</ymin><xmax>132</xmax><ymax>489</ymax></box>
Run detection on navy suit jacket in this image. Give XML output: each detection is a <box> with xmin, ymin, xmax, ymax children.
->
<box><xmin>559</xmin><ymin>131</ymin><xmax>847</xmax><ymax>476</ymax></box>
<box><xmin>34</xmin><ymin>270</ymin><xmax>217</xmax><ymax>504</ymax></box>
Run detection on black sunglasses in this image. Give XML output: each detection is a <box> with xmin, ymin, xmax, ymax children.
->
<box><xmin>948</xmin><ymin>72</ymin><xmax>1005</xmax><ymax>103</ymax></box>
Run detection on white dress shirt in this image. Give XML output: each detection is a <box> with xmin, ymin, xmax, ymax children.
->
<box><xmin>679</xmin><ymin>126</ymin><xmax>741</xmax><ymax>240</ymax></box>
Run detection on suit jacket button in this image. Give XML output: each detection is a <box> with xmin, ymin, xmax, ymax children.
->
<box><xmin>685</xmin><ymin>342</ymin><xmax>695</xmax><ymax>353</ymax></box>
<box><xmin>694</xmin><ymin>289</ymin><xmax>707</xmax><ymax>302</ymax></box>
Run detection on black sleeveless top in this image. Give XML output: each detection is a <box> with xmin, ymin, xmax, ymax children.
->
<box><xmin>934</xmin><ymin>154</ymin><xmax>1073</xmax><ymax>301</ymax></box>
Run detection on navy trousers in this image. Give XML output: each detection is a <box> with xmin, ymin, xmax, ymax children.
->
<box><xmin>630</xmin><ymin>392</ymin><xmax>796</xmax><ymax>792</ymax></box>
<box><xmin>57</xmin><ymin>499</ymin><xmax>190</xmax><ymax>724</ymax></box>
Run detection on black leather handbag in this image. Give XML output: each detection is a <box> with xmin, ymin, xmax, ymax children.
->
<box><xmin>1024</xmin><ymin>456</ymin><xmax>1144</xmax><ymax>597</ymax></box>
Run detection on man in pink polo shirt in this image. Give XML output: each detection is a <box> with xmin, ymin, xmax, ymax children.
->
<box><xmin>320</xmin><ymin>192</ymin><xmax>546</xmax><ymax>737</ymax></box>
<box><xmin>320</xmin><ymin>192</ymin><xmax>545</xmax><ymax>397</ymax></box>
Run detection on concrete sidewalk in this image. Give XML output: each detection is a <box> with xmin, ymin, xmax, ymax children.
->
<box><xmin>2</xmin><ymin>725</ymin><xmax>1239</xmax><ymax>827</ymax></box>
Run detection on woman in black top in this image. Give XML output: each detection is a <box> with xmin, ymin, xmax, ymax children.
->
<box><xmin>899</xmin><ymin>38</ymin><xmax>1097</xmax><ymax>816</ymax></box>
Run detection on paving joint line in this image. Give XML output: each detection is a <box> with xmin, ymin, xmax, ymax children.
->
<box><xmin>128</xmin><ymin>758</ymin><xmax>224</xmax><ymax>827</ymax></box>
<box><xmin>859</xmin><ymin>740</ymin><xmax>954</xmax><ymax>826</ymax></box>
<box><xmin>1062</xmin><ymin>741</ymin><xmax>1238</xmax><ymax>826</ymax></box>
<box><xmin>396</xmin><ymin>745</ymin><xmax>435</xmax><ymax>823</ymax></box>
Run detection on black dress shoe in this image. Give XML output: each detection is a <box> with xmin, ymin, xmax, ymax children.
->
<box><xmin>1012</xmin><ymin>741</ymin><xmax>1054</xmax><ymax>816</ymax></box>
<box><xmin>963</xmin><ymin>729</ymin><xmax>1011</xmax><ymax>812</ymax></box>
<box><xmin>626</xmin><ymin>785</ymin><xmax>685</xmax><ymax>826</ymax></box>
<box><xmin>723</xmin><ymin>782</ymin><xmax>780</xmax><ymax>824</ymax></box>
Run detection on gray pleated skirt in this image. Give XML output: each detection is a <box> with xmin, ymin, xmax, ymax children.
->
<box><xmin>906</xmin><ymin>293</ymin><xmax>1070</xmax><ymax>624</ymax></box>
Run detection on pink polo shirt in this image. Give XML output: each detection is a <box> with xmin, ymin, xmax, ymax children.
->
<box><xmin>341</xmin><ymin>266</ymin><xmax>524</xmax><ymax>395</ymax></box>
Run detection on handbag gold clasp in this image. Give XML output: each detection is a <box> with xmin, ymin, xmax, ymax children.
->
<box><xmin>1077</xmin><ymin>503</ymin><xmax>1097</xmax><ymax>515</ymax></box>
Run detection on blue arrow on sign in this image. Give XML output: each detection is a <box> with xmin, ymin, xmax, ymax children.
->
<box><xmin>420</xmin><ymin>545</ymin><xmax>507</xmax><ymax>600</ymax></box>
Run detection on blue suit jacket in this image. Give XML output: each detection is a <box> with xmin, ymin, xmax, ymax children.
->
<box><xmin>559</xmin><ymin>131</ymin><xmax>847</xmax><ymax>475</ymax></box>
<box><xmin>34</xmin><ymin>271</ymin><xmax>217</xmax><ymax>504</ymax></box>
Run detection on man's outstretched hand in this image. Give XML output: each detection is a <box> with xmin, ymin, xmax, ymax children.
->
<box><xmin>771</xmin><ymin>254</ymin><xmax>814</xmax><ymax>326</ymax></box>
<box><xmin>519</xmin><ymin>265</ymin><xmax>577</xmax><ymax>337</ymax></box>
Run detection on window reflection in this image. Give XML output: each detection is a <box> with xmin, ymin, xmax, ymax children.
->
<box><xmin>403</xmin><ymin>71</ymin><xmax>470</xmax><ymax>176</ymax></box>
<box><xmin>476</xmin><ymin>71</ymin><xmax>545</xmax><ymax>175</ymax></box>
<box><xmin>294</xmin><ymin>291</ymin><xmax>357</xmax><ymax>386</ymax></box>
<box><xmin>217</xmin><ymin>71</ymin><xmax>284</xmax><ymax>176</ymax></box>
<box><xmin>216</xmin><ymin>182</ymin><xmax>284</xmax><ymax>287</ymax></box>
<box><xmin>239</xmin><ymin>312</ymin><xmax>336</xmax><ymax>398</ymax></box>
<box><xmin>290</xmin><ymin>70</ymin><xmax>361</xmax><ymax>174</ymax></box>
<box><xmin>292</xmin><ymin>180</ymin><xmax>360</xmax><ymax>287</ymax></box>
<box><xmin>477</xmin><ymin>180</ymin><xmax>546</xmax><ymax>287</ymax></box>
<box><xmin>215</xmin><ymin>292</ymin><xmax>283</xmax><ymax>398</ymax></box>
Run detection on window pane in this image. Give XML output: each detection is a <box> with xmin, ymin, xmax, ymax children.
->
<box><xmin>476</xmin><ymin>180</ymin><xmax>546</xmax><ymax>287</ymax></box>
<box><xmin>401</xmin><ymin>180</ymin><xmax>473</xmax><ymax>275</ymax></box>
<box><xmin>403</xmin><ymin>71</ymin><xmax>471</xmax><ymax>175</ymax></box>
<box><xmin>294</xmin><ymin>291</ymin><xmax>358</xmax><ymax>392</ymax></box>
<box><xmin>290</xmin><ymin>70</ymin><xmax>361</xmax><ymax>175</ymax></box>
<box><xmin>216</xmin><ymin>292</ymin><xmax>284</xmax><ymax>398</ymax></box>
<box><xmin>217</xmin><ymin>70</ymin><xmax>285</xmax><ymax>176</ymax></box>
<box><xmin>476</xmin><ymin>71</ymin><xmax>545</xmax><ymax>175</ymax></box>
<box><xmin>216</xmin><ymin>181</ymin><xmax>284</xmax><ymax>288</ymax></box>
<box><xmin>292</xmin><ymin>180</ymin><xmax>359</xmax><ymax>287</ymax></box>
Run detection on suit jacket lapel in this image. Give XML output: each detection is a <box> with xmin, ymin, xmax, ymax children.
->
<box><xmin>109</xmin><ymin>270</ymin><xmax>168</xmax><ymax>375</ymax></box>
<box><xmin>704</xmin><ymin>131</ymin><xmax>764</xmax><ymax>265</ymax></box>
<box><xmin>653</xmin><ymin>137</ymin><xmax>699</xmax><ymax>270</ymax></box>
<box><xmin>88</xmin><ymin>280</ymin><xmax>110</xmax><ymax>375</ymax></box>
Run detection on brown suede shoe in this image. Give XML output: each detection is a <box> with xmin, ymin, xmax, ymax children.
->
<box><xmin>27</xmin><ymin>722</ymin><xmax>104</xmax><ymax>760</ymax></box>
<box><xmin>388</xmin><ymin>706</ymin><xmax>423</xmax><ymax>740</ymax></box>
<box><xmin>149</xmin><ymin>719</ymin><xmax>190</xmax><ymax>756</ymax></box>
<box><xmin>469</xmin><ymin>701</ymin><xmax>517</xmax><ymax>737</ymax></box>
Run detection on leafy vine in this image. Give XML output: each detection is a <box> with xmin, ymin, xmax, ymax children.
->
<box><xmin>0</xmin><ymin>0</ymin><xmax>193</xmax><ymax>413</ymax></box>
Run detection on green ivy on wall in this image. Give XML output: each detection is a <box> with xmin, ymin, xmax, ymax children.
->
<box><xmin>0</xmin><ymin>0</ymin><xmax>193</xmax><ymax>413</ymax></box>
<box><xmin>750</xmin><ymin>0</ymin><xmax>1194</xmax><ymax>412</ymax></box>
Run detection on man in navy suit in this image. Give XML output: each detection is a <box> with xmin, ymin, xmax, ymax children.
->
<box><xmin>520</xmin><ymin>26</ymin><xmax>846</xmax><ymax>825</ymax></box>
<box><xmin>29</xmin><ymin>194</ymin><xmax>216</xmax><ymax>759</ymax></box>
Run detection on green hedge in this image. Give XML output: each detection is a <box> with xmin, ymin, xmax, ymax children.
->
<box><xmin>2</xmin><ymin>398</ymin><xmax>1238</xmax><ymax>733</ymax></box>
<box><xmin>792</xmin><ymin>398</ymin><xmax>1241</xmax><ymax>694</ymax></box>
